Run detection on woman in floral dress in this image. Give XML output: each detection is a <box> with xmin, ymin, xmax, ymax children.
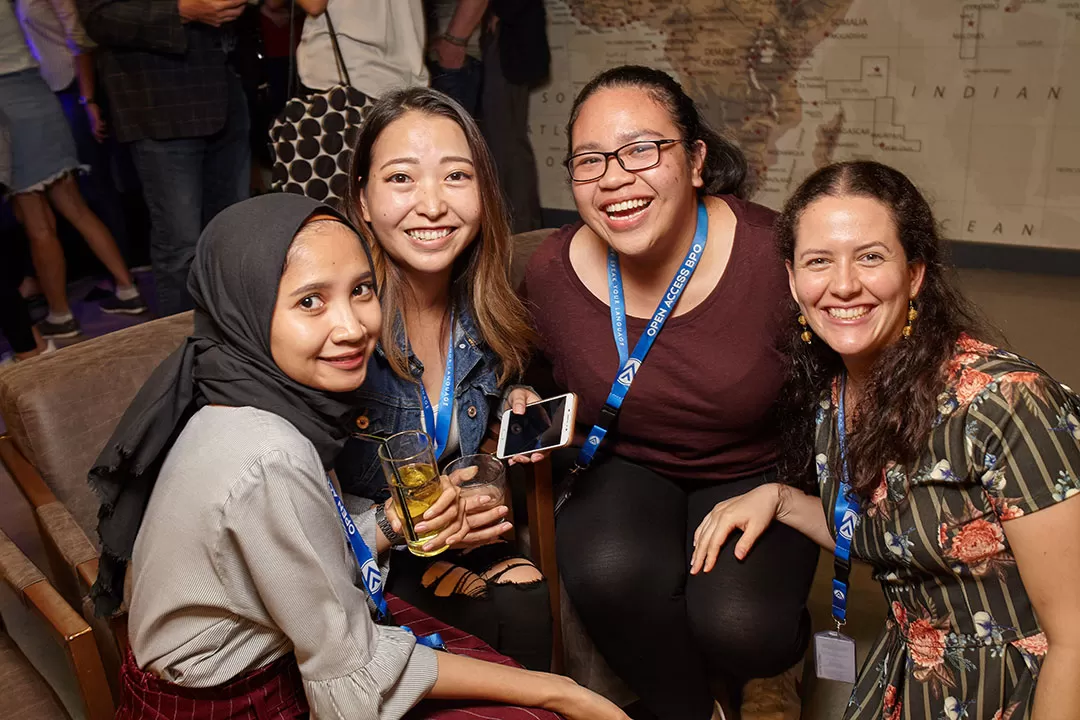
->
<box><xmin>688</xmin><ymin>161</ymin><xmax>1080</xmax><ymax>719</ymax></box>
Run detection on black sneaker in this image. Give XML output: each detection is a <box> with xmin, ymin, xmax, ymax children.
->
<box><xmin>37</xmin><ymin>317</ymin><xmax>81</xmax><ymax>339</ymax></box>
<box><xmin>100</xmin><ymin>293</ymin><xmax>148</xmax><ymax>315</ymax></box>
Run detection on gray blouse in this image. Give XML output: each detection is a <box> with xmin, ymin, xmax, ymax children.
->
<box><xmin>128</xmin><ymin>405</ymin><xmax>438</xmax><ymax>719</ymax></box>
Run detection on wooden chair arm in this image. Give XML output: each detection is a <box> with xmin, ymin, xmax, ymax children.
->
<box><xmin>23</xmin><ymin>581</ymin><xmax>116</xmax><ymax>720</ymax></box>
<box><xmin>76</xmin><ymin>557</ymin><xmax>99</xmax><ymax>594</ymax></box>
<box><xmin>482</xmin><ymin>429</ymin><xmax>565</xmax><ymax>672</ymax></box>
<box><xmin>0</xmin><ymin>435</ymin><xmax>129</xmax><ymax>655</ymax></box>
<box><xmin>520</xmin><ymin>455</ymin><xmax>563</xmax><ymax>672</ymax></box>
<box><xmin>481</xmin><ymin>427</ymin><xmax>565</xmax><ymax>669</ymax></box>
<box><xmin>0</xmin><ymin>435</ymin><xmax>94</xmax><ymax>606</ymax></box>
<box><xmin>0</xmin><ymin>434</ymin><xmax>58</xmax><ymax>509</ymax></box>
<box><xmin>74</xmin><ymin>558</ymin><xmax>130</xmax><ymax>655</ymax></box>
<box><xmin>0</xmin><ymin>531</ymin><xmax>115</xmax><ymax>720</ymax></box>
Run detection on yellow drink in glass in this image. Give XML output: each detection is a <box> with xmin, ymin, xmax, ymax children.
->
<box><xmin>392</xmin><ymin>462</ymin><xmax>446</xmax><ymax>557</ymax></box>
<box><xmin>379</xmin><ymin>431</ymin><xmax>449</xmax><ymax>558</ymax></box>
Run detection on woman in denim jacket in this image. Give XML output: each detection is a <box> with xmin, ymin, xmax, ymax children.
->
<box><xmin>334</xmin><ymin>86</ymin><xmax>553</xmax><ymax>671</ymax></box>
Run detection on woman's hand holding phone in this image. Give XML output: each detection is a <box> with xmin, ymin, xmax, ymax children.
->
<box><xmin>502</xmin><ymin>387</ymin><xmax>550</xmax><ymax>465</ymax></box>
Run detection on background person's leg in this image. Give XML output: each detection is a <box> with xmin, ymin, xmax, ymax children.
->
<box><xmin>45</xmin><ymin>175</ymin><xmax>136</xmax><ymax>291</ymax></box>
<box><xmin>130</xmin><ymin>138</ymin><xmax>204</xmax><ymax>316</ymax></box>
<box><xmin>0</xmin><ymin>242</ymin><xmax>38</xmax><ymax>355</ymax></box>
<box><xmin>55</xmin><ymin>83</ymin><xmax>131</xmax><ymax>261</ymax></box>
<box><xmin>554</xmin><ymin>450</ymin><xmax>715</xmax><ymax>720</ymax></box>
<box><xmin>11</xmin><ymin>192</ymin><xmax>72</xmax><ymax>323</ymax></box>
<box><xmin>202</xmin><ymin>72</ymin><xmax>251</xmax><ymax>226</ymax></box>
<box><xmin>480</xmin><ymin>27</ymin><xmax>542</xmax><ymax>233</ymax></box>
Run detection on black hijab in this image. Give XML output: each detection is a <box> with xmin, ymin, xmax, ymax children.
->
<box><xmin>89</xmin><ymin>194</ymin><xmax>377</xmax><ymax>616</ymax></box>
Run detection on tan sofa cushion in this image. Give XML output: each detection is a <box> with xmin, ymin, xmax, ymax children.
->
<box><xmin>0</xmin><ymin>312</ymin><xmax>194</xmax><ymax>539</ymax></box>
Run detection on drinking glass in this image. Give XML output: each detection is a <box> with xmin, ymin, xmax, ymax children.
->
<box><xmin>442</xmin><ymin>453</ymin><xmax>509</xmax><ymax>511</ymax></box>
<box><xmin>379</xmin><ymin>430</ymin><xmax>448</xmax><ymax>557</ymax></box>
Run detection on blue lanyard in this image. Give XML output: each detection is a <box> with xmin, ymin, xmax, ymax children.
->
<box><xmin>832</xmin><ymin>374</ymin><xmax>859</xmax><ymax>626</ymax></box>
<box><xmin>418</xmin><ymin>312</ymin><xmax>455</xmax><ymax>460</ymax></box>
<box><xmin>575</xmin><ymin>200</ymin><xmax>709</xmax><ymax>470</ymax></box>
<box><xmin>326</xmin><ymin>476</ymin><xmax>444</xmax><ymax>649</ymax></box>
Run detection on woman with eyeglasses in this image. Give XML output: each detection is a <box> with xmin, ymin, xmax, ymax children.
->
<box><xmin>519</xmin><ymin>65</ymin><xmax>819</xmax><ymax>720</ymax></box>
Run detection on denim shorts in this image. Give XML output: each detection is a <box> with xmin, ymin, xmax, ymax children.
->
<box><xmin>0</xmin><ymin>68</ymin><xmax>86</xmax><ymax>195</ymax></box>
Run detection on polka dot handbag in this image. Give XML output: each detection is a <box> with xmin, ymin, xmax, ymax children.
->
<box><xmin>268</xmin><ymin>10</ymin><xmax>371</xmax><ymax>210</ymax></box>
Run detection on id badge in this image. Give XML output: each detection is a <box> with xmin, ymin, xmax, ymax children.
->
<box><xmin>814</xmin><ymin>630</ymin><xmax>857</xmax><ymax>683</ymax></box>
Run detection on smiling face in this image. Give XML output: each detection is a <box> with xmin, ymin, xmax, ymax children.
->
<box><xmin>568</xmin><ymin>86</ymin><xmax>705</xmax><ymax>259</ymax></box>
<box><xmin>788</xmin><ymin>195</ymin><xmax>926</xmax><ymax>375</ymax></box>
<box><xmin>357</xmin><ymin>110</ymin><xmax>481</xmax><ymax>277</ymax></box>
<box><xmin>270</xmin><ymin>220</ymin><xmax>382</xmax><ymax>393</ymax></box>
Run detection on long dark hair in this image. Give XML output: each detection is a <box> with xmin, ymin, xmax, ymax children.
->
<box><xmin>345</xmin><ymin>87</ymin><xmax>533</xmax><ymax>385</ymax></box>
<box><xmin>565</xmin><ymin>65</ymin><xmax>749</xmax><ymax>198</ymax></box>
<box><xmin>775</xmin><ymin>161</ymin><xmax>984</xmax><ymax>498</ymax></box>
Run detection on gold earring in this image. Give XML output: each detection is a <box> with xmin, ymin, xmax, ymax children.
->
<box><xmin>902</xmin><ymin>300</ymin><xmax>918</xmax><ymax>338</ymax></box>
<box><xmin>798</xmin><ymin>314</ymin><xmax>812</xmax><ymax>344</ymax></box>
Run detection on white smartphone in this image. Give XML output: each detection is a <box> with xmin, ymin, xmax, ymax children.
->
<box><xmin>496</xmin><ymin>392</ymin><xmax>578</xmax><ymax>459</ymax></box>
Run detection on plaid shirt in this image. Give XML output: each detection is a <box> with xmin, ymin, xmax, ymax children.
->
<box><xmin>77</xmin><ymin>0</ymin><xmax>233</xmax><ymax>143</ymax></box>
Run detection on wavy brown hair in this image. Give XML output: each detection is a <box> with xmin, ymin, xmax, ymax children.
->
<box><xmin>775</xmin><ymin>161</ymin><xmax>985</xmax><ymax>498</ymax></box>
<box><xmin>345</xmin><ymin>87</ymin><xmax>533</xmax><ymax>385</ymax></box>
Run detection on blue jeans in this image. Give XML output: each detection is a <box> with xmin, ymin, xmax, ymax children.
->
<box><xmin>130</xmin><ymin>72</ymin><xmax>250</xmax><ymax>316</ymax></box>
<box><xmin>429</xmin><ymin>55</ymin><xmax>483</xmax><ymax>118</ymax></box>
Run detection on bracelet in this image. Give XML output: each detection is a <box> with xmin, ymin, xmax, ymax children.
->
<box><xmin>78</xmin><ymin>96</ymin><xmax>96</xmax><ymax>106</ymax></box>
<box><xmin>441</xmin><ymin>31</ymin><xmax>470</xmax><ymax>47</ymax></box>
<box><xmin>376</xmin><ymin>502</ymin><xmax>405</xmax><ymax>546</ymax></box>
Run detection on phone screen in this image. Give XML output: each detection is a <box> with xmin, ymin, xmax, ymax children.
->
<box><xmin>502</xmin><ymin>395</ymin><xmax>569</xmax><ymax>456</ymax></box>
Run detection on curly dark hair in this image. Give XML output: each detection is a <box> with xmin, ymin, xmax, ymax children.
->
<box><xmin>775</xmin><ymin>161</ymin><xmax>985</xmax><ymax>498</ymax></box>
<box><xmin>564</xmin><ymin>65</ymin><xmax>749</xmax><ymax>198</ymax></box>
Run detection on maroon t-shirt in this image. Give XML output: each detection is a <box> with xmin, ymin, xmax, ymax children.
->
<box><xmin>522</xmin><ymin>195</ymin><xmax>790</xmax><ymax>483</ymax></box>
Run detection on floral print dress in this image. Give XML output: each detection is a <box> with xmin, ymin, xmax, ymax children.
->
<box><xmin>815</xmin><ymin>335</ymin><xmax>1080</xmax><ymax>720</ymax></box>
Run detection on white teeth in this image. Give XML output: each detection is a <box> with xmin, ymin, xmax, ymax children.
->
<box><xmin>828</xmin><ymin>307</ymin><xmax>870</xmax><ymax>319</ymax></box>
<box><xmin>604</xmin><ymin>198</ymin><xmax>651</xmax><ymax>214</ymax></box>
<box><xmin>407</xmin><ymin>228</ymin><xmax>453</xmax><ymax>241</ymax></box>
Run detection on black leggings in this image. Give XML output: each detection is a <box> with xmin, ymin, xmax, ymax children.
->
<box><xmin>554</xmin><ymin>450</ymin><xmax>819</xmax><ymax>720</ymax></box>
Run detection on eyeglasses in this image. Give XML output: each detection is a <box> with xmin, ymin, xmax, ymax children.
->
<box><xmin>565</xmin><ymin>139</ymin><xmax>682</xmax><ymax>183</ymax></box>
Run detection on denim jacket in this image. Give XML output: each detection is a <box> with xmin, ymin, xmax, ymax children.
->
<box><xmin>335</xmin><ymin>306</ymin><xmax>502</xmax><ymax>502</ymax></box>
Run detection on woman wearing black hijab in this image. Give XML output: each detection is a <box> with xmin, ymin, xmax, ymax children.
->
<box><xmin>90</xmin><ymin>194</ymin><xmax>627</xmax><ymax>719</ymax></box>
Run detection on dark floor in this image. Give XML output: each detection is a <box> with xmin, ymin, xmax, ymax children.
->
<box><xmin>0</xmin><ymin>270</ymin><xmax>157</xmax><ymax>427</ymax></box>
<box><xmin>0</xmin><ymin>270</ymin><xmax>157</xmax><ymax>352</ymax></box>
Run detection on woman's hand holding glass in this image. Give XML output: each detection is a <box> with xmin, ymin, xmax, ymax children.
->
<box><xmin>503</xmin><ymin>387</ymin><xmax>549</xmax><ymax>465</ymax></box>
<box><xmin>384</xmin><ymin>474</ymin><xmax>470</xmax><ymax>553</ymax></box>
<box><xmin>444</xmin><ymin>455</ymin><xmax>514</xmax><ymax>549</ymax></box>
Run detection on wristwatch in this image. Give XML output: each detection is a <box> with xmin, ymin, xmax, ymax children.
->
<box><xmin>376</xmin><ymin>502</ymin><xmax>404</xmax><ymax>546</ymax></box>
<box><xmin>78</xmin><ymin>96</ymin><xmax>96</xmax><ymax>106</ymax></box>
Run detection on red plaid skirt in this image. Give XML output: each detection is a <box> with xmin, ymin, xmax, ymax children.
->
<box><xmin>116</xmin><ymin>595</ymin><xmax>562</xmax><ymax>720</ymax></box>
<box><xmin>115</xmin><ymin>650</ymin><xmax>307</xmax><ymax>720</ymax></box>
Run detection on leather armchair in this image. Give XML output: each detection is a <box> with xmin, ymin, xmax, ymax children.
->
<box><xmin>0</xmin><ymin>527</ymin><xmax>113</xmax><ymax>719</ymax></box>
<box><xmin>0</xmin><ymin>311</ymin><xmax>195</xmax><ymax>700</ymax></box>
